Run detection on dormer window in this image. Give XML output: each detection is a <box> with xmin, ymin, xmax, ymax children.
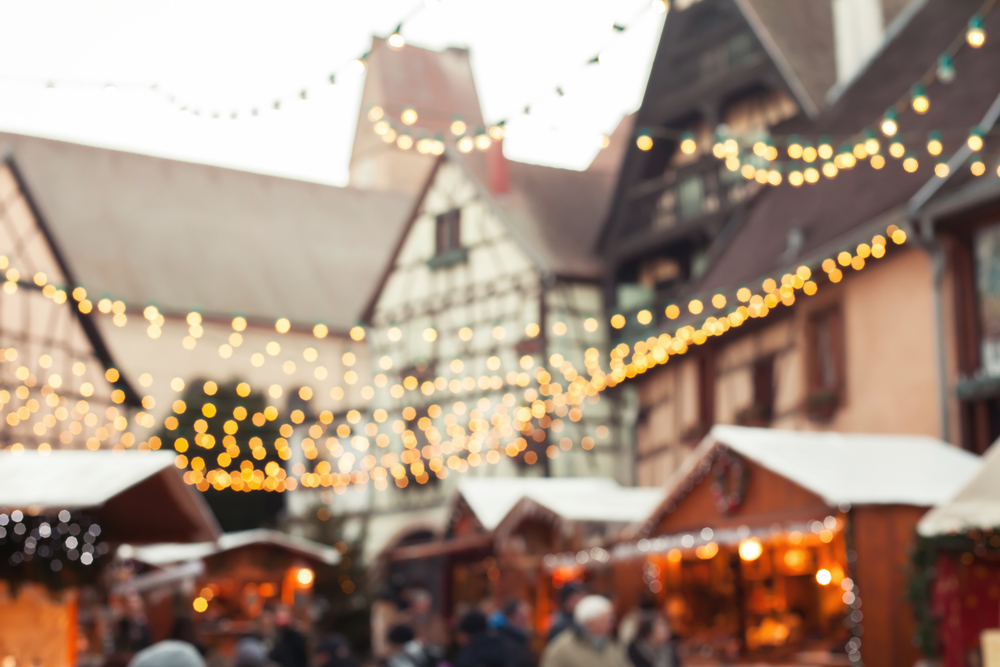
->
<box><xmin>428</xmin><ymin>208</ymin><xmax>467</xmax><ymax>268</ymax></box>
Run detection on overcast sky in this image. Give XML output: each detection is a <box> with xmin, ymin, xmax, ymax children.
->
<box><xmin>0</xmin><ymin>0</ymin><xmax>664</xmax><ymax>185</ymax></box>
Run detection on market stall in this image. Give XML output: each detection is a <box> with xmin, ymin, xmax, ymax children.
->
<box><xmin>544</xmin><ymin>426</ymin><xmax>979</xmax><ymax>666</ymax></box>
<box><xmin>383</xmin><ymin>477</ymin><xmax>662</xmax><ymax>639</ymax></box>
<box><xmin>124</xmin><ymin>529</ymin><xmax>341</xmax><ymax>655</ymax></box>
<box><xmin>916</xmin><ymin>441</ymin><xmax>1000</xmax><ymax>667</ymax></box>
<box><xmin>0</xmin><ymin>450</ymin><xmax>220</xmax><ymax>667</ymax></box>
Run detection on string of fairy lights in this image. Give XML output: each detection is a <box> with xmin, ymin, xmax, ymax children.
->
<box><xmin>636</xmin><ymin>1</ymin><xmax>999</xmax><ymax>185</ymax></box>
<box><xmin>0</xmin><ymin>214</ymin><xmax>905</xmax><ymax>494</ymax></box>
<box><xmin>0</xmin><ymin>0</ymin><xmax>667</xmax><ymax>146</ymax></box>
<box><xmin>0</xmin><ymin>0</ymin><xmax>985</xmax><ymax>494</ymax></box>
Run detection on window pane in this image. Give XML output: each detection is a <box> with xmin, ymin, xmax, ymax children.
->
<box><xmin>975</xmin><ymin>223</ymin><xmax>1000</xmax><ymax>375</ymax></box>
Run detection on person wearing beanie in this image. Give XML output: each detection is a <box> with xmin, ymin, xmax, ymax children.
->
<box><xmin>384</xmin><ymin>624</ymin><xmax>438</xmax><ymax>667</ymax></box>
<box><xmin>453</xmin><ymin>611</ymin><xmax>511</xmax><ymax>667</ymax></box>
<box><xmin>540</xmin><ymin>596</ymin><xmax>629</xmax><ymax>667</ymax></box>
<box><xmin>127</xmin><ymin>640</ymin><xmax>206</xmax><ymax>667</ymax></box>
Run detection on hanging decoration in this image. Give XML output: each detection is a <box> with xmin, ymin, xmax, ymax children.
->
<box><xmin>0</xmin><ymin>509</ymin><xmax>108</xmax><ymax>591</ymax></box>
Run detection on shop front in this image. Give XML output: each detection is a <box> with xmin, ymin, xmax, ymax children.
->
<box><xmin>543</xmin><ymin>426</ymin><xmax>979</xmax><ymax>666</ymax></box>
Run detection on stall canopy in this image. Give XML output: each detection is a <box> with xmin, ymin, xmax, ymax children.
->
<box><xmin>126</xmin><ymin>529</ymin><xmax>341</xmax><ymax>567</ymax></box>
<box><xmin>638</xmin><ymin>425</ymin><xmax>980</xmax><ymax>534</ymax></box>
<box><xmin>0</xmin><ymin>450</ymin><xmax>219</xmax><ymax>543</ymax></box>
<box><xmin>918</xmin><ymin>440</ymin><xmax>998</xmax><ymax>536</ymax></box>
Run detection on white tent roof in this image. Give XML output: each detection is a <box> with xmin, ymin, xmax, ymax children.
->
<box><xmin>0</xmin><ymin>450</ymin><xmax>179</xmax><ymax>509</ymax></box>
<box><xmin>698</xmin><ymin>425</ymin><xmax>980</xmax><ymax>507</ymax></box>
<box><xmin>127</xmin><ymin>528</ymin><xmax>340</xmax><ymax>566</ymax></box>
<box><xmin>918</xmin><ymin>441</ymin><xmax>998</xmax><ymax>536</ymax></box>
<box><xmin>455</xmin><ymin>477</ymin><xmax>664</xmax><ymax>531</ymax></box>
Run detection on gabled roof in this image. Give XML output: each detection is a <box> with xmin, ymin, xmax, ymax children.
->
<box><xmin>126</xmin><ymin>528</ymin><xmax>340</xmax><ymax>566</ymax></box>
<box><xmin>454</xmin><ymin>477</ymin><xmax>664</xmax><ymax>532</ymax></box>
<box><xmin>697</xmin><ymin>0</ymin><xmax>1000</xmax><ymax>294</ymax></box>
<box><xmin>0</xmin><ymin>451</ymin><xmax>220</xmax><ymax>543</ymax></box>
<box><xmin>361</xmin><ymin>140</ymin><xmax>618</xmax><ymax>321</ymax></box>
<box><xmin>918</xmin><ymin>440</ymin><xmax>998</xmax><ymax>536</ymax></box>
<box><xmin>637</xmin><ymin>425</ymin><xmax>980</xmax><ymax>536</ymax></box>
<box><xmin>0</xmin><ymin>132</ymin><xmax>415</xmax><ymax>331</ymax></box>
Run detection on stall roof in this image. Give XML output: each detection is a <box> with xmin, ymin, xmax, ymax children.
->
<box><xmin>455</xmin><ymin>477</ymin><xmax>664</xmax><ymax>531</ymax></box>
<box><xmin>639</xmin><ymin>426</ymin><xmax>980</xmax><ymax>535</ymax></box>
<box><xmin>0</xmin><ymin>451</ymin><xmax>219</xmax><ymax>543</ymax></box>
<box><xmin>127</xmin><ymin>528</ymin><xmax>341</xmax><ymax>567</ymax></box>
<box><xmin>918</xmin><ymin>441</ymin><xmax>997</xmax><ymax>536</ymax></box>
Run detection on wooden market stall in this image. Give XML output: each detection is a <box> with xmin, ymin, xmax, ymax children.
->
<box><xmin>544</xmin><ymin>426</ymin><xmax>980</xmax><ymax>667</ymax></box>
<box><xmin>125</xmin><ymin>529</ymin><xmax>341</xmax><ymax>655</ymax></box>
<box><xmin>0</xmin><ymin>450</ymin><xmax>220</xmax><ymax>667</ymax></box>
<box><xmin>383</xmin><ymin>477</ymin><xmax>662</xmax><ymax>642</ymax></box>
<box><xmin>917</xmin><ymin>440</ymin><xmax>999</xmax><ymax>667</ymax></box>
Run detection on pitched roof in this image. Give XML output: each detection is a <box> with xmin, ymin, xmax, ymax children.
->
<box><xmin>638</xmin><ymin>425</ymin><xmax>980</xmax><ymax>535</ymax></box>
<box><xmin>455</xmin><ymin>477</ymin><xmax>663</xmax><ymax>531</ymax></box>
<box><xmin>0</xmin><ymin>132</ymin><xmax>415</xmax><ymax>331</ymax></box>
<box><xmin>0</xmin><ymin>450</ymin><xmax>220</xmax><ymax>543</ymax></box>
<box><xmin>499</xmin><ymin>160</ymin><xmax>614</xmax><ymax>280</ymax></box>
<box><xmin>126</xmin><ymin>528</ymin><xmax>340</xmax><ymax>566</ymax></box>
<box><xmin>697</xmin><ymin>0</ymin><xmax>1000</xmax><ymax>293</ymax></box>
<box><xmin>918</xmin><ymin>439</ymin><xmax>997</xmax><ymax>536</ymax></box>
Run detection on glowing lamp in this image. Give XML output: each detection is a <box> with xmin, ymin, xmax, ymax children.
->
<box><xmin>903</xmin><ymin>153</ymin><xmax>919</xmax><ymax>173</ymax></box>
<box><xmin>679</xmin><ymin>132</ymin><xmax>697</xmax><ymax>154</ymax></box>
<box><xmin>388</xmin><ymin>31</ymin><xmax>406</xmax><ymax>50</ymax></box>
<box><xmin>296</xmin><ymin>568</ymin><xmax>314</xmax><ymax>586</ymax></box>
<box><xmin>967</xmin><ymin>16</ymin><xmax>986</xmax><ymax>48</ymax></box>
<box><xmin>401</xmin><ymin>108</ymin><xmax>418</xmax><ymax>125</ymax></box>
<box><xmin>815</xmin><ymin>568</ymin><xmax>832</xmax><ymax>585</ymax></box>
<box><xmin>880</xmin><ymin>109</ymin><xmax>898</xmax><ymax>137</ymax></box>
<box><xmin>450</xmin><ymin>118</ymin><xmax>466</xmax><ymax>136</ymax></box>
<box><xmin>971</xmin><ymin>157</ymin><xmax>986</xmax><ymax>176</ymax></box>
<box><xmin>968</xmin><ymin>128</ymin><xmax>984</xmax><ymax>152</ymax></box>
<box><xmin>911</xmin><ymin>85</ymin><xmax>929</xmax><ymax>114</ymax></box>
<box><xmin>937</xmin><ymin>54</ymin><xmax>955</xmax><ymax>83</ymax></box>
<box><xmin>926</xmin><ymin>131</ymin><xmax>943</xmax><ymax>156</ymax></box>
<box><xmin>636</xmin><ymin>130</ymin><xmax>653</xmax><ymax>151</ymax></box>
<box><xmin>934</xmin><ymin>159</ymin><xmax>950</xmax><ymax>178</ymax></box>
<box><xmin>739</xmin><ymin>539</ymin><xmax>763</xmax><ymax>562</ymax></box>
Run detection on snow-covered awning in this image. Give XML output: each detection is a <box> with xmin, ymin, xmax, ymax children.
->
<box><xmin>126</xmin><ymin>528</ymin><xmax>340</xmax><ymax>567</ymax></box>
<box><xmin>455</xmin><ymin>477</ymin><xmax>664</xmax><ymax>532</ymax></box>
<box><xmin>637</xmin><ymin>425</ymin><xmax>981</xmax><ymax>536</ymax></box>
<box><xmin>0</xmin><ymin>451</ymin><xmax>219</xmax><ymax>543</ymax></box>
<box><xmin>918</xmin><ymin>441</ymin><xmax>997</xmax><ymax>536</ymax></box>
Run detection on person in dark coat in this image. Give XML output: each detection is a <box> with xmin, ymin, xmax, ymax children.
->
<box><xmin>453</xmin><ymin>611</ymin><xmax>511</xmax><ymax>667</ymax></box>
<box><xmin>384</xmin><ymin>625</ymin><xmax>439</xmax><ymax>667</ymax></box>
<box><xmin>493</xmin><ymin>599</ymin><xmax>535</xmax><ymax>667</ymax></box>
<box><xmin>315</xmin><ymin>634</ymin><xmax>360</xmax><ymax>667</ymax></box>
<box><xmin>626</xmin><ymin>613</ymin><xmax>680</xmax><ymax>667</ymax></box>
<box><xmin>546</xmin><ymin>582</ymin><xmax>587</xmax><ymax>643</ymax></box>
<box><xmin>269</xmin><ymin>608</ymin><xmax>308</xmax><ymax>667</ymax></box>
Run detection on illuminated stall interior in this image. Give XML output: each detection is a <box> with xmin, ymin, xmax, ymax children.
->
<box><xmin>126</xmin><ymin>529</ymin><xmax>339</xmax><ymax>652</ymax></box>
<box><xmin>545</xmin><ymin>426</ymin><xmax>979</xmax><ymax>666</ymax></box>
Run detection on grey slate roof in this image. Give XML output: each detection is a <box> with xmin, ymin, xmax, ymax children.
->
<box><xmin>0</xmin><ymin>132</ymin><xmax>414</xmax><ymax>330</ymax></box>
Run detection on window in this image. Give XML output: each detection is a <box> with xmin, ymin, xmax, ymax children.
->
<box><xmin>975</xmin><ymin>223</ymin><xmax>1000</xmax><ymax>376</ymax></box>
<box><xmin>736</xmin><ymin>355</ymin><xmax>774</xmax><ymax>426</ymax></box>
<box><xmin>428</xmin><ymin>208</ymin><xmax>466</xmax><ymax>269</ymax></box>
<box><xmin>435</xmin><ymin>209</ymin><xmax>461</xmax><ymax>256</ymax></box>
<box><xmin>806</xmin><ymin>307</ymin><xmax>844</xmax><ymax>420</ymax></box>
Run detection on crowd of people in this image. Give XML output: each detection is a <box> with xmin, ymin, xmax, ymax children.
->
<box><xmin>372</xmin><ymin>582</ymin><xmax>681</xmax><ymax>667</ymax></box>
<box><xmin>119</xmin><ymin>581</ymin><xmax>679</xmax><ymax>667</ymax></box>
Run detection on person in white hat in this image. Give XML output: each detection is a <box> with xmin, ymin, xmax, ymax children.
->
<box><xmin>540</xmin><ymin>595</ymin><xmax>630</xmax><ymax>667</ymax></box>
<box><xmin>127</xmin><ymin>640</ymin><xmax>206</xmax><ymax>667</ymax></box>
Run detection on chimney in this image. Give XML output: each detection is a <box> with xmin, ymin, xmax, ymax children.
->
<box><xmin>487</xmin><ymin>139</ymin><xmax>510</xmax><ymax>195</ymax></box>
<box><xmin>832</xmin><ymin>0</ymin><xmax>885</xmax><ymax>84</ymax></box>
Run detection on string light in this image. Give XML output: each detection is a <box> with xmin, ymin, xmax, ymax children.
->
<box><xmin>880</xmin><ymin>109</ymin><xmax>898</xmax><ymax>137</ymax></box>
<box><xmin>636</xmin><ymin>129</ymin><xmax>653</xmax><ymax>151</ymax></box>
<box><xmin>926</xmin><ymin>131</ymin><xmax>943</xmax><ymax>155</ymax></box>
<box><xmin>911</xmin><ymin>85</ymin><xmax>930</xmax><ymax>114</ymax></box>
<box><xmin>967</xmin><ymin>15</ymin><xmax>986</xmax><ymax>47</ymax></box>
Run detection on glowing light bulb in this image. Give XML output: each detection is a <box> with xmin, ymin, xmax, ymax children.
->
<box><xmin>934</xmin><ymin>160</ymin><xmax>950</xmax><ymax>178</ymax></box>
<box><xmin>450</xmin><ymin>118</ymin><xmax>466</xmax><ymax>136</ymax></box>
<box><xmin>880</xmin><ymin>110</ymin><xmax>898</xmax><ymax>137</ymax></box>
<box><xmin>967</xmin><ymin>16</ymin><xmax>986</xmax><ymax>48</ymax></box>
<box><xmin>971</xmin><ymin>158</ymin><xmax>986</xmax><ymax>176</ymax></box>
<box><xmin>401</xmin><ymin>108</ymin><xmax>418</xmax><ymax>125</ymax></box>
<box><xmin>739</xmin><ymin>539</ymin><xmax>763</xmax><ymax>562</ymax></box>
<box><xmin>679</xmin><ymin>132</ymin><xmax>697</xmax><ymax>154</ymax></box>
<box><xmin>636</xmin><ymin>132</ymin><xmax>653</xmax><ymax>151</ymax></box>
<box><xmin>816</xmin><ymin>569</ymin><xmax>832</xmax><ymax>585</ymax></box>
<box><xmin>388</xmin><ymin>32</ymin><xmax>405</xmax><ymax>50</ymax></box>
<box><xmin>926</xmin><ymin>131</ymin><xmax>943</xmax><ymax>156</ymax></box>
<box><xmin>397</xmin><ymin>134</ymin><xmax>413</xmax><ymax>150</ymax></box>
<box><xmin>475</xmin><ymin>133</ymin><xmax>492</xmax><ymax>151</ymax></box>
<box><xmin>903</xmin><ymin>153</ymin><xmax>919</xmax><ymax>173</ymax></box>
<box><xmin>458</xmin><ymin>136</ymin><xmax>474</xmax><ymax>153</ymax></box>
<box><xmin>968</xmin><ymin>128</ymin><xmax>984</xmax><ymax>151</ymax></box>
<box><xmin>367</xmin><ymin>106</ymin><xmax>384</xmax><ymax>122</ymax></box>
<box><xmin>889</xmin><ymin>140</ymin><xmax>905</xmax><ymax>158</ymax></box>
<box><xmin>296</xmin><ymin>568</ymin><xmax>314</xmax><ymax>586</ymax></box>
<box><xmin>911</xmin><ymin>85</ymin><xmax>929</xmax><ymax>114</ymax></box>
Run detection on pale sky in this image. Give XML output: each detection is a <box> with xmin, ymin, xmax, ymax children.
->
<box><xmin>0</xmin><ymin>0</ymin><xmax>665</xmax><ymax>186</ymax></box>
